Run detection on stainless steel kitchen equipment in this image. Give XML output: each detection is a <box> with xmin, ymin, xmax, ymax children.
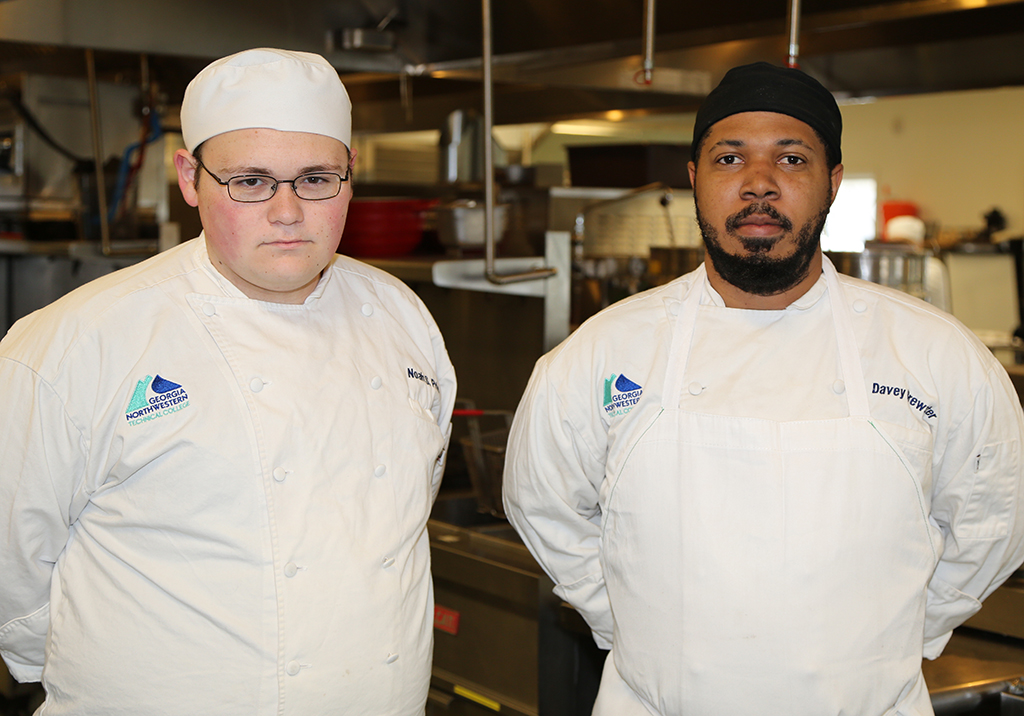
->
<box><xmin>647</xmin><ymin>245</ymin><xmax>704</xmax><ymax>286</ymax></box>
<box><xmin>556</xmin><ymin>184</ymin><xmax>698</xmax><ymax>323</ymax></box>
<box><xmin>826</xmin><ymin>242</ymin><xmax>929</xmax><ymax>300</ymax></box>
<box><xmin>572</xmin><ymin>182</ymin><xmax>697</xmax><ymax>260</ymax></box>
<box><xmin>426</xmin><ymin>514</ymin><xmax>604</xmax><ymax>716</ymax></box>
<box><xmin>454</xmin><ymin>404</ymin><xmax>512</xmax><ymax>518</ymax></box>
<box><xmin>437</xmin><ymin>199</ymin><xmax>509</xmax><ymax>251</ymax></box>
<box><xmin>965</xmin><ymin>572</ymin><xmax>1024</xmax><ymax>642</ymax></box>
<box><xmin>926</xmin><ymin>628</ymin><xmax>1024</xmax><ymax>715</ymax></box>
<box><xmin>439</xmin><ymin>109</ymin><xmax>486</xmax><ymax>186</ymax></box>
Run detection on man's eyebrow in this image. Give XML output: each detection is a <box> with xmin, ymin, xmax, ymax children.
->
<box><xmin>221</xmin><ymin>164</ymin><xmax>345</xmax><ymax>176</ymax></box>
<box><xmin>297</xmin><ymin>164</ymin><xmax>346</xmax><ymax>174</ymax></box>
<box><xmin>776</xmin><ymin>138</ymin><xmax>813</xmax><ymax>149</ymax></box>
<box><xmin>220</xmin><ymin>165</ymin><xmax>274</xmax><ymax>176</ymax></box>
<box><xmin>711</xmin><ymin>138</ymin><xmax>814</xmax><ymax>150</ymax></box>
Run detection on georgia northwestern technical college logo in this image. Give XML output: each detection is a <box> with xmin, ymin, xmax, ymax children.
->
<box><xmin>603</xmin><ymin>373</ymin><xmax>643</xmax><ymax>417</ymax></box>
<box><xmin>124</xmin><ymin>375</ymin><xmax>190</xmax><ymax>426</ymax></box>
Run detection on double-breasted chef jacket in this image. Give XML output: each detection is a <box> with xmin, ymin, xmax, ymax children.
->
<box><xmin>0</xmin><ymin>236</ymin><xmax>456</xmax><ymax>715</ymax></box>
<box><xmin>504</xmin><ymin>258</ymin><xmax>1024</xmax><ymax>715</ymax></box>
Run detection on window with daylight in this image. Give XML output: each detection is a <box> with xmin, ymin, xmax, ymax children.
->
<box><xmin>821</xmin><ymin>176</ymin><xmax>877</xmax><ymax>253</ymax></box>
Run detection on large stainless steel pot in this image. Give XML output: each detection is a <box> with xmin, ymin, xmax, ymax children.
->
<box><xmin>826</xmin><ymin>242</ymin><xmax>929</xmax><ymax>300</ymax></box>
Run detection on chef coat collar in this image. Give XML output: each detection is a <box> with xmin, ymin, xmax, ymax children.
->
<box><xmin>701</xmin><ymin>269</ymin><xmax>827</xmax><ymax>311</ymax></box>
<box><xmin>193</xmin><ymin>234</ymin><xmax>334</xmax><ymax>305</ymax></box>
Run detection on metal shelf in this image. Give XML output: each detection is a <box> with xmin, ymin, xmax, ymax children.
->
<box><xmin>0</xmin><ymin>238</ymin><xmax>156</xmax><ymax>258</ymax></box>
<box><xmin>366</xmin><ymin>231</ymin><xmax>570</xmax><ymax>352</ymax></box>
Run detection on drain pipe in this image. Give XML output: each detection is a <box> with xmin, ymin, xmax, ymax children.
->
<box><xmin>785</xmin><ymin>0</ymin><xmax>802</xmax><ymax>68</ymax></box>
<box><xmin>482</xmin><ymin>0</ymin><xmax>555</xmax><ymax>285</ymax></box>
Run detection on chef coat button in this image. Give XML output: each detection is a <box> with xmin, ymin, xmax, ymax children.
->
<box><xmin>386</xmin><ymin>653</ymin><xmax>399</xmax><ymax>665</ymax></box>
<box><xmin>361</xmin><ymin>303</ymin><xmax>374</xmax><ymax>317</ymax></box>
<box><xmin>371</xmin><ymin>376</ymin><xmax>382</xmax><ymax>390</ymax></box>
<box><xmin>382</xmin><ymin>556</ymin><xmax>396</xmax><ymax>568</ymax></box>
<box><xmin>286</xmin><ymin>660</ymin><xmax>301</xmax><ymax>676</ymax></box>
<box><xmin>853</xmin><ymin>299</ymin><xmax>868</xmax><ymax>313</ymax></box>
<box><xmin>284</xmin><ymin>562</ymin><xmax>298</xmax><ymax>578</ymax></box>
<box><xmin>688</xmin><ymin>382</ymin><xmax>704</xmax><ymax>396</ymax></box>
<box><xmin>374</xmin><ymin>464</ymin><xmax>387</xmax><ymax>477</ymax></box>
<box><xmin>669</xmin><ymin>303</ymin><xmax>680</xmax><ymax>316</ymax></box>
<box><xmin>202</xmin><ymin>303</ymin><xmax>216</xmax><ymax>316</ymax></box>
<box><xmin>250</xmin><ymin>377</ymin><xmax>265</xmax><ymax>393</ymax></box>
<box><xmin>273</xmin><ymin>467</ymin><xmax>287</xmax><ymax>482</ymax></box>
<box><xmin>832</xmin><ymin>380</ymin><xmax>846</xmax><ymax>394</ymax></box>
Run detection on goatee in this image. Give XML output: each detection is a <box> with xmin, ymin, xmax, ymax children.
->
<box><xmin>696</xmin><ymin>199</ymin><xmax>829</xmax><ymax>297</ymax></box>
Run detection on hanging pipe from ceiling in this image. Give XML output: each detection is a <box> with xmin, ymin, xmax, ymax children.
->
<box><xmin>482</xmin><ymin>0</ymin><xmax>556</xmax><ymax>285</ymax></box>
<box><xmin>641</xmin><ymin>0</ymin><xmax>656</xmax><ymax>84</ymax></box>
<box><xmin>786</xmin><ymin>0</ymin><xmax>802</xmax><ymax>68</ymax></box>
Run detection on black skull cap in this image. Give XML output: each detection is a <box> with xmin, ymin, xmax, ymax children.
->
<box><xmin>691</xmin><ymin>62</ymin><xmax>842</xmax><ymax>165</ymax></box>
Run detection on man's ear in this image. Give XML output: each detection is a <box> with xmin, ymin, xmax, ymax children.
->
<box><xmin>173</xmin><ymin>149</ymin><xmax>199</xmax><ymax>208</ymax></box>
<box><xmin>829</xmin><ymin>163</ymin><xmax>844</xmax><ymax>206</ymax></box>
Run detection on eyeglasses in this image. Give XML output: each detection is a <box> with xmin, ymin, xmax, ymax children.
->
<box><xmin>196</xmin><ymin>159</ymin><xmax>350</xmax><ymax>203</ymax></box>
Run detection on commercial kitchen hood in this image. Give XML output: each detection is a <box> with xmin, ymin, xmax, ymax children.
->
<box><xmin>0</xmin><ymin>0</ymin><xmax>1021</xmax><ymax>132</ymax></box>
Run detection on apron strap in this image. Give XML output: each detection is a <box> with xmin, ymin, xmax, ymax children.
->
<box><xmin>662</xmin><ymin>257</ymin><xmax>871</xmax><ymax>418</ymax></box>
<box><xmin>822</xmin><ymin>256</ymin><xmax>871</xmax><ymax>418</ymax></box>
<box><xmin>661</xmin><ymin>265</ymin><xmax>707</xmax><ymax>408</ymax></box>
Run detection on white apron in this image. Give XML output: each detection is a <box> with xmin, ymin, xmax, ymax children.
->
<box><xmin>594</xmin><ymin>261</ymin><xmax>939</xmax><ymax>716</ymax></box>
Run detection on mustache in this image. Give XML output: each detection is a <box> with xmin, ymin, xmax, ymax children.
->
<box><xmin>725</xmin><ymin>202</ymin><xmax>794</xmax><ymax>234</ymax></box>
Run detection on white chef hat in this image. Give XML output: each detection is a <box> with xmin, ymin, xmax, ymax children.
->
<box><xmin>180</xmin><ymin>47</ymin><xmax>352</xmax><ymax>152</ymax></box>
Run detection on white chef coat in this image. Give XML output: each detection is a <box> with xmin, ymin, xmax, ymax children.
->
<box><xmin>0</xmin><ymin>236</ymin><xmax>456</xmax><ymax>716</ymax></box>
<box><xmin>503</xmin><ymin>259</ymin><xmax>1024</xmax><ymax>715</ymax></box>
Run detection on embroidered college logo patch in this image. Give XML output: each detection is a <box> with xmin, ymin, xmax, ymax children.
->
<box><xmin>125</xmin><ymin>374</ymin><xmax>191</xmax><ymax>425</ymax></box>
<box><xmin>603</xmin><ymin>373</ymin><xmax>643</xmax><ymax>417</ymax></box>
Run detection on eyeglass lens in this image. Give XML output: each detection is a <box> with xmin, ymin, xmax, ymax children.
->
<box><xmin>227</xmin><ymin>173</ymin><xmax>343</xmax><ymax>202</ymax></box>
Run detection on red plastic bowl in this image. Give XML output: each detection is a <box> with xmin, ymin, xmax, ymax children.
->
<box><xmin>339</xmin><ymin>198</ymin><xmax>437</xmax><ymax>258</ymax></box>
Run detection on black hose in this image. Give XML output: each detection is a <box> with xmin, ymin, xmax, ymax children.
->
<box><xmin>1</xmin><ymin>91</ymin><xmax>89</xmax><ymax>164</ymax></box>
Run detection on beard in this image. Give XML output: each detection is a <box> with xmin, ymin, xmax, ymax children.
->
<box><xmin>695</xmin><ymin>197</ymin><xmax>830</xmax><ymax>297</ymax></box>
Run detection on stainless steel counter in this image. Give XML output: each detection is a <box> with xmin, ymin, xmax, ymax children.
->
<box><xmin>927</xmin><ymin>630</ymin><xmax>1024</xmax><ymax>714</ymax></box>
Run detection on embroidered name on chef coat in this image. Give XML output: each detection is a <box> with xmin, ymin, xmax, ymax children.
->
<box><xmin>407</xmin><ymin>367</ymin><xmax>439</xmax><ymax>392</ymax></box>
<box><xmin>871</xmin><ymin>381</ymin><xmax>938</xmax><ymax>420</ymax></box>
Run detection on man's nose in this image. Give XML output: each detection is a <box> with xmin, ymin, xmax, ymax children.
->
<box><xmin>740</xmin><ymin>162</ymin><xmax>781</xmax><ymax>201</ymax></box>
<box><xmin>266</xmin><ymin>183</ymin><xmax>304</xmax><ymax>223</ymax></box>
